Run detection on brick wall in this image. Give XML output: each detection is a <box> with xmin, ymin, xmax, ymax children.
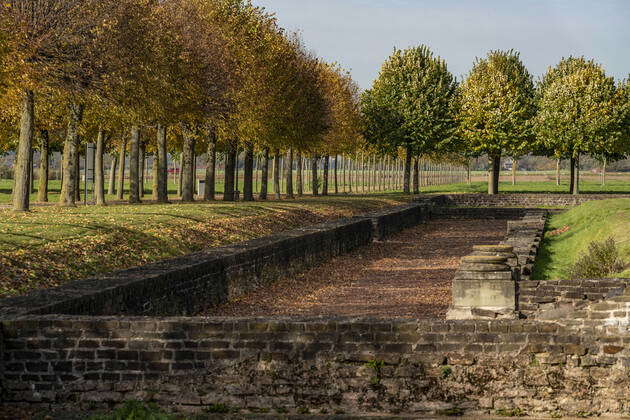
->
<box><xmin>1</xmin><ymin>316</ymin><xmax>628</xmax><ymax>417</ymax></box>
<box><xmin>419</xmin><ymin>193</ymin><xmax>630</xmax><ymax>208</ymax></box>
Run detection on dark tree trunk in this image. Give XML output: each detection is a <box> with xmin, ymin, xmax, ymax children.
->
<box><xmin>59</xmin><ymin>103</ymin><xmax>84</xmax><ymax>207</ymax></box>
<box><xmin>128</xmin><ymin>126</ymin><xmax>141</xmax><ymax>204</ymax></box>
<box><xmin>569</xmin><ymin>157</ymin><xmax>576</xmax><ymax>194</ymax></box>
<box><xmin>95</xmin><ymin>129</ymin><xmax>106</xmax><ymax>205</ymax></box>
<box><xmin>311</xmin><ymin>154</ymin><xmax>319</xmax><ymax>196</ymax></box>
<box><xmin>413</xmin><ymin>158</ymin><xmax>420</xmax><ymax>194</ymax></box>
<box><xmin>273</xmin><ymin>149</ymin><xmax>281</xmax><ymax>199</ymax></box>
<box><xmin>403</xmin><ymin>146</ymin><xmax>412</xmax><ymax>194</ymax></box>
<box><xmin>37</xmin><ymin>130</ymin><xmax>49</xmax><ymax>203</ymax></box>
<box><xmin>74</xmin><ymin>148</ymin><xmax>81</xmax><ymax>202</ymax></box>
<box><xmin>573</xmin><ymin>154</ymin><xmax>580</xmax><ymax>196</ymax></box>
<box><xmin>108</xmin><ymin>155</ymin><xmax>117</xmax><ymax>196</ymax></box>
<box><xmin>243</xmin><ymin>146</ymin><xmax>254</xmax><ymax>201</ymax></box>
<box><xmin>286</xmin><ymin>149</ymin><xmax>294</xmax><ymax>199</ymax></box>
<box><xmin>488</xmin><ymin>155</ymin><xmax>500</xmax><ymax>195</ymax></box>
<box><xmin>322</xmin><ymin>156</ymin><xmax>329</xmax><ymax>196</ymax></box>
<box><xmin>223</xmin><ymin>144</ymin><xmax>236</xmax><ymax>201</ymax></box>
<box><xmin>181</xmin><ymin>130</ymin><xmax>195</xmax><ymax>202</ymax></box>
<box><xmin>259</xmin><ymin>148</ymin><xmax>269</xmax><ymax>200</ymax></box>
<box><xmin>139</xmin><ymin>143</ymin><xmax>146</xmax><ymax>198</ymax></box>
<box><xmin>296</xmin><ymin>152</ymin><xmax>303</xmax><ymax>197</ymax></box>
<box><xmin>204</xmin><ymin>131</ymin><xmax>217</xmax><ymax>201</ymax></box>
<box><xmin>13</xmin><ymin>90</ymin><xmax>34</xmax><ymax>211</ymax></box>
<box><xmin>116</xmin><ymin>141</ymin><xmax>127</xmax><ymax>200</ymax></box>
<box><xmin>155</xmin><ymin>125</ymin><xmax>168</xmax><ymax>202</ymax></box>
<box><xmin>334</xmin><ymin>155</ymin><xmax>339</xmax><ymax>194</ymax></box>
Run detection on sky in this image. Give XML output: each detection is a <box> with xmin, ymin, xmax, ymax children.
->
<box><xmin>251</xmin><ymin>0</ymin><xmax>630</xmax><ymax>89</ymax></box>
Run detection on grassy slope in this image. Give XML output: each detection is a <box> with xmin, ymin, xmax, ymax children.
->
<box><xmin>0</xmin><ymin>194</ymin><xmax>409</xmax><ymax>298</ymax></box>
<box><xmin>533</xmin><ymin>199</ymin><xmax>630</xmax><ymax>280</ymax></box>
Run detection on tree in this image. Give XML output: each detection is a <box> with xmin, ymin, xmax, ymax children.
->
<box><xmin>458</xmin><ymin>50</ymin><xmax>535</xmax><ymax>194</ymax></box>
<box><xmin>361</xmin><ymin>45</ymin><xmax>458</xmax><ymax>194</ymax></box>
<box><xmin>535</xmin><ymin>57</ymin><xmax>618</xmax><ymax>195</ymax></box>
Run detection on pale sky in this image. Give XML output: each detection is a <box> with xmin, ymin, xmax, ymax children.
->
<box><xmin>252</xmin><ymin>0</ymin><xmax>630</xmax><ymax>89</ymax></box>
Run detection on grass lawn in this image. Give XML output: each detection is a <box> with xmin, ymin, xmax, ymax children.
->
<box><xmin>532</xmin><ymin>199</ymin><xmax>630</xmax><ymax>280</ymax></box>
<box><xmin>0</xmin><ymin>193</ymin><xmax>410</xmax><ymax>298</ymax></box>
<box><xmin>420</xmin><ymin>179</ymin><xmax>630</xmax><ymax>194</ymax></box>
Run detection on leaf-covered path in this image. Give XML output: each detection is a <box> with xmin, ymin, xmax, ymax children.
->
<box><xmin>205</xmin><ymin>218</ymin><xmax>508</xmax><ymax>319</ymax></box>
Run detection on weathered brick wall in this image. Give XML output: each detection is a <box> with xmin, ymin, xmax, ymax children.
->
<box><xmin>420</xmin><ymin>193</ymin><xmax>630</xmax><ymax>208</ymax></box>
<box><xmin>520</xmin><ymin>279</ymin><xmax>630</xmax><ymax>318</ymax></box>
<box><xmin>1</xmin><ymin>317</ymin><xmax>628</xmax><ymax>417</ymax></box>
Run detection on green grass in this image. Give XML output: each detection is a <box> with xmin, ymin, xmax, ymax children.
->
<box><xmin>420</xmin><ymin>179</ymin><xmax>630</xmax><ymax>194</ymax></box>
<box><xmin>0</xmin><ymin>193</ymin><xmax>409</xmax><ymax>298</ymax></box>
<box><xmin>533</xmin><ymin>199</ymin><xmax>630</xmax><ymax>280</ymax></box>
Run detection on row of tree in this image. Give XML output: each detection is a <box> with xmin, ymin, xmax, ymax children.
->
<box><xmin>362</xmin><ymin>47</ymin><xmax>629</xmax><ymax>195</ymax></box>
<box><xmin>0</xmin><ymin>0</ymin><xmax>364</xmax><ymax>211</ymax></box>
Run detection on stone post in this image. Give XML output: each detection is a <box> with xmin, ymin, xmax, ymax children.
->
<box><xmin>447</xmin><ymin>253</ymin><xmax>518</xmax><ymax>320</ymax></box>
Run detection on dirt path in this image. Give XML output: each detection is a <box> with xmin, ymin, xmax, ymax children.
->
<box><xmin>205</xmin><ymin>219</ymin><xmax>508</xmax><ymax>319</ymax></box>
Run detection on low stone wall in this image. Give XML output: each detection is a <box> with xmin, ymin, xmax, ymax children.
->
<box><xmin>520</xmin><ymin>278</ymin><xmax>630</xmax><ymax>319</ymax></box>
<box><xmin>1</xmin><ymin>316</ymin><xmax>628</xmax><ymax>417</ymax></box>
<box><xmin>419</xmin><ymin>193</ymin><xmax>630</xmax><ymax>208</ymax></box>
<box><xmin>0</xmin><ymin>204</ymin><xmax>435</xmax><ymax>319</ymax></box>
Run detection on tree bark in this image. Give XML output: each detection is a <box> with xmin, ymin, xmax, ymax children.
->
<box><xmin>286</xmin><ymin>149</ymin><xmax>294</xmax><ymax>199</ymax></box>
<box><xmin>74</xmin><ymin>145</ymin><xmax>81</xmax><ymax>202</ymax></box>
<box><xmin>128</xmin><ymin>126</ymin><xmax>141</xmax><ymax>204</ymax></box>
<box><xmin>181</xmin><ymin>130</ymin><xmax>195</xmax><ymax>202</ymax></box>
<box><xmin>511</xmin><ymin>158</ymin><xmax>517</xmax><ymax>185</ymax></box>
<box><xmin>573</xmin><ymin>154</ymin><xmax>580</xmax><ymax>196</ymax></box>
<box><xmin>204</xmin><ymin>131</ymin><xmax>217</xmax><ymax>201</ymax></box>
<box><xmin>334</xmin><ymin>155</ymin><xmax>339</xmax><ymax>194</ymax></box>
<box><xmin>243</xmin><ymin>146</ymin><xmax>254</xmax><ymax>201</ymax></box>
<box><xmin>116</xmin><ymin>140</ymin><xmax>126</xmax><ymax>200</ymax></box>
<box><xmin>403</xmin><ymin>146</ymin><xmax>412</xmax><ymax>194</ymax></box>
<box><xmin>413</xmin><ymin>158</ymin><xmax>420</xmax><ymax>194</ymax></box>
<box><xmin>59</xmin><ymin>103</ymin><xmax>84</xmax><ymax>207</ymax></box>
<box><xmin>273</xmin><ymin>149</ymin><xmax>281</xmax><ymax>199</ymax></box>
<box><xmin>259</xmin><ymin>148</ymin><xmax>269</xmax><ymax>200</ymax></box>
<box><xmin>108</xmin><ymin>155</ymin><xmax>117</xmax><ymax>196</ymax></box>
<box><xmin>223</xmin><ymin>144</ymin><xmax>236</xmax><ymax>201</ymax></box>
<box><xmin>139</xmin><ymin>143</ymin><xmax>145</xmax><ymax>198</ymax></box>
<box><xmin>601</xmin><ymin>157</ymin><xmax>607</xmax><ymax>186</ymax></box>
<box><xmin>153</xmin><ymin>125</ymin><xmax>168</xmax><ymax>202</ymax></box>
<box><xmin>94</xmin><ymin>129</ymin><xmax>106</xmax><ymax>205</ymax></box>
<box><xmin>37</xmin><ymin>130</ymin><xmax>49</xmax><ymax>203</ymax></box>
<box><xmin>569</xmin><ymin>157</ymin><xmax>576</xmax><ymax>194</ymax></box>
<box><xmin>556</xmin><ymin>159</ymin><xmax>561</xmax><ymax>186</ymax></box>
<box><xmin>311</xmin><ymin>154</ymin><xmax>319</xmax><ymax>196</ymax></box>
<box><xmin>12</xmin><ymin>90</ymin><xmax>35</xmax><ymax>211</ymax></box>
<box><xmin>488</xmin><ymin>155</ymin><xmax>500</xmax><ymax>195</ymax></box>
<box><xmin>322</xmin><ymin>156</ymin><xmax>329</xmax><ymax>196</ymax></box>
<box><xmin>296</xmin><ymin>152</ymin><xmax>303</xmax><ymax>197</ymax></box>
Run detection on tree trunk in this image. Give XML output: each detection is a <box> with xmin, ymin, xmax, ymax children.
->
<box><xmin>296</xmin><ymin>152</ymin><xmax>303</xmax><ymax>197</ymax></box>
<box><xmin>12</xmin><ymin>90</ymin><xmax>34</xmax><ymax>211</ymax></box>
<box><xmin>511</xmin><ymin>158</ymin><xmax>517</xmax><ymax>185</ymax></box>
<box><xmin>204</xmin><ymin>131</ymin><xmax>217</xmax><ymax>201</ymax></box>
<box><xmin>413</xmin><ymin>158</ymin><xmax>420</xmax><ymax>194</ymax></box>
<box><xmin>573</xmin><ymin>154</ymin><xmax>580</xmax><ymax>196</ymax></box>
<box><xmin>223</xmin><ymin>144</ymin><xmax>236</xmax><ymax>201</ymax></box>
<box><xmin>74</xmin><ymin>144</ymin><xmax>81</xmax><ymax>203</ymax></box>
<box><xmin>467</xmin><ymin>160</ymin><xmax>471</xmax><ymax>185</ymax></box>
<box><xmin>403</xmin><ymin>146</ymin><xmax>412</xmax><ymax>194</ymax></box>
<box><xmin>139</xmin><ymin>143</ymin><xmax>145</xmax><ymax>198</ymax></box>
<box><xmin>259</xmin><ymin>148</ymin><xmax>270</xmax><ymax>200</ymax></box>
<box><xmin>29</xmin><ymin>149</ymin><xmax>35</xmax><ymax>194</ymax></box>
<box><xmin>95</xmin><ymin>129</ymin><xmax>106</xmax><ymax>205</ymax></box>
<box><xmin>286</xmin><ymin>149</ymin><xmax>294</xmax><ymax>199</ymax></box>
<box><xmin>108</xmin><ymin>155</ymin><xmax>117</xmax><ymax>196</ymax></box>
<box><xmin>569</xmin><ymin>157</ymin><xmax>576</xmax><ymax>194</ymax></box>
<box><xmin>181</xmin><ymin>131</ymin><xmax>195</xmax><ymax>202</ymax></box>
<box><xmin>59</xmin><ymin>103</ymin><xmax>84</xmax><ymax>207</ymax></box>
<box><xmin>128</xmin><ymin>126</ymin><xmax>141</xmax><ymax>204</ymax></box>
<box><xmin>556</xmin><ymin>159</ymin><xmax>561</xmax><ymax>186</ymax></box>
<box><xmin>177</xmin><ymin>155</ymin><xmax>183</xmax><ymax>197</ymax></box>
<box><xmin>37</xmin><ymin>130</ymin><xmax>49</xmax><ymax>203</ymax></box>
<box><xmin>116</xmin><ymin>140</ymin><xmax>126</xmax><ymax>200</ymax></box>
<box><xmin>322</xmin><ymin>156</ymin><xmax>329</xmax><ymax>196</ymax></box>
<box><xmin>311</xmin><ymin>154</ymin><xmax>319</xmax><ymax>196</ymax></box>
<box><xmin>602</xmin><ymin>157</ymin><xmax>607</xmax><ymax>186</ymax></box>
<box><xmin>243</xmin><ymin>146</ymin><xmax>254</xmax><ymax>201</ymax></box>
<box><xmin>157</xmin><ymin>125</ymin><xmax>168</xmax><ymax>202</ymax></box>
<box><xmin>273</xmin><ymin>149</ymin><xmax>281</xmax><ymax>199</ymax></box>
<box><xmin>488</xmin><ymin>155</ymin><xmax>500</xmax><ymax>195</ymax></box>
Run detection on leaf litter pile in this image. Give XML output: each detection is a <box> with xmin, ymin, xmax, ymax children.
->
<box><xmin>205</xmin><ymin>218</ymin><xmax>508</xmax><ymax>319</ymax></box>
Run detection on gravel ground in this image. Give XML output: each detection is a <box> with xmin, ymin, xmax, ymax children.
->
<box><xmin>204</xmin><ymin>219</ymin><xmax>508</xmax><ymax>319</ymax></box>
